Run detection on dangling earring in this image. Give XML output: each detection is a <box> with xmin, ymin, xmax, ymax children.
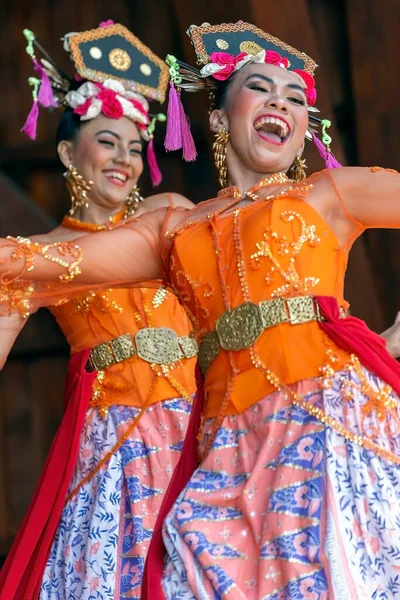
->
<box><xmin>64</xmin><ymin>165</ymin><xmax>93</xmax><ymax>216</ymax></box>
<box><xmin>213</xmin><ymin>128</ymin><xmax>230</xmax><ymax>189</ymax></box>
<box><xmin>124</xmin><ymin>184</ymin><xmax>144</xmax><ymax>219</ymax></box>
<box><xmin>291</xmin><ymin>156</ymin><xmax>307</xmax><ymax>181</ymax></box>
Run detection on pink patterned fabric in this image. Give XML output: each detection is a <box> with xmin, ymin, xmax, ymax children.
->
<box><xmin>39</xmin><ymin>398</ymin><xmax>192</xmax><ymax>600</ymax></box>
<box><xmin>162</xmin><ymin>366</ymin><xmax>400</xmax><ymax>599</ymax></box>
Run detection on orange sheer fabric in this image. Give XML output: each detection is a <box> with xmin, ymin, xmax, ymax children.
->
<box><xmin>1</xmin><ymin>167</ymin><xmax>400</xmax><ymax>416</ymax></box>
<box><xmin>50</xmin><ymin>285</ymin><xmax>197</xmax><ymax>409</ymax></box>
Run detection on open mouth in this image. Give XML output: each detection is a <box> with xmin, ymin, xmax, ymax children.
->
<box><xmin>254</xmin><ymin>116</ymin><xmax>290</xmax><ymax>145</ymax></box>
<box><xmin>103</xmin><ymin>170</ymin><xmax>129</xmax><ymax>186</ymax></box>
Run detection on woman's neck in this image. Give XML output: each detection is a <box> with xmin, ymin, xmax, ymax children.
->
<box><xmin>225</xmin><ymin>154</ymin><xmax>287</xmax><ymax>194</ymax></box>
<box><xmin>70</xmin><ymin>203</ymin><xmax>125</xmax><ymax>225</ymax></box>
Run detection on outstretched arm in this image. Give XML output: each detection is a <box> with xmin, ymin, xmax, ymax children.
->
<box><xmin>0</xmin><ymin>207</ymin><xmax>185</xmax><ymax>315</ymax></box>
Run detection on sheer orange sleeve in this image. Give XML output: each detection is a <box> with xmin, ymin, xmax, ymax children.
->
<box><xmin>326</xmin><ymin>166</ymin><xmax>400</xmax><ymax>229</ymax></box>
<box><xmin>0</xmin><ymin>207</ymin><xmax>188</xmax><ymax>316</ymax></box>
<box><xmin>0</xmin><ymin>312</ymin><xmax>27</xmax><ymax>370</ymax></box>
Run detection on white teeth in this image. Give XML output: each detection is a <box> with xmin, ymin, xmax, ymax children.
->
<box><xmin>254</xmin><ymin>116</ymin><xmax>289</xmax><ymax>139</ymax></box>
<box><xmin>105</xmin><ymin>171</ymin><xmax>127</xmax><ymax>182</ymax></box>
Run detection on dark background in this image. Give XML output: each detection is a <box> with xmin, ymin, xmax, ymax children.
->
<box><xmin>1</xmin><ymin>0</ymin><xmax>400</xmax><ymax>556</ymax></box>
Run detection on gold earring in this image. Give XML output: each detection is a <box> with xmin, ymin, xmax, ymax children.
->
<box><xmin>64</xmin><ymin>165</ymin><xmax>93</xmax><ymax>216</ymax></box>
<box><xmin>124</xmin><ymin>185</ymin><xmax>144</xmax><ymax>219</ymax></box>
<box><xmin>290</xmin><ymin>155</ymin><xmax>307</xmax><ymax>181</ymax></box>
<box><xmin>213</xmin><ymin>128</ymin><xmax>230</xmax><ymax>189</ymax></box>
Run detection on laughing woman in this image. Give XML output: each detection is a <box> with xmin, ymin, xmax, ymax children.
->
<box><xmin>2</xmin><ymin>20</ymin><xmax>400</xmax><ymax>599</ymax></box>
<box><xmin>0</xmin><ymin>22</ymin><xmax>197</xmax><ymax>600</ymax></box>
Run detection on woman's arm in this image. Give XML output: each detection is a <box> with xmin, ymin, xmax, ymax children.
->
<box><xmin>380</xmin><ymin>312</ymin><xmax>400</xmax><ymax>359</ymax></box>
<box><xmin>327</xmin><ymin>166</ymin><xmax>400</xmax><ymax>229</ymax></box>
<box><xmin>0</xmin><ymin>312</ymin><xmax>27</xmax><ymax>370</ymax></box>
<box><xmin>0</xmin><ymin>208</ymin><xmax>185</xmax><ymax>315</ymax></box>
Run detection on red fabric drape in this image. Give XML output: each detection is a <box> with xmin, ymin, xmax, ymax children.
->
<box><xmin>316</xmin><ymin>295</ymin><xmax>400</xmax><ymax>396</ymax></box>
<box><xmin>0</xmin><ymin>349</ymin><xmax>95</xmax><ymax>600</ymax></box>
<box><xmin>141</xmin><ymin>366</ymin><xmax>204</xmax><ymax>600</ymax></box>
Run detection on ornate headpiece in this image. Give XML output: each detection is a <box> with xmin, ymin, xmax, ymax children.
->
<box><xmin>21</xmin><ymin>21</ymin><xmax>170</xmax><ymax>185</ymax></box>
<box><xmin>165</xmin><ymin>21</ymin><xmax>340</xmax><ymax>169</ymax></box>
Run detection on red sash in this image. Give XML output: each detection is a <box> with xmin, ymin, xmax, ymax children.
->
<box><xmin>0</xmin><ymin>349</ymin><xmax>95</xmax><ymax>600</ymax></box>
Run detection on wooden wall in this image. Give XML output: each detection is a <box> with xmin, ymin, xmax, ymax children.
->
<box><xmin>1</xmin><ymin>0</ymin><xmax>400</xmax><ymax>555</ymax></box>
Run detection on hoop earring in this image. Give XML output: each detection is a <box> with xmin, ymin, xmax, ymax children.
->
<box><xmin>124</xmin><ymin>184</ymin><xmax>144</xmax><ymax>219</ymax></box>
<box><xmin>64</xmin><ymin>165</ymin><xmax>93</xmax><ymax>216</ymax></box>
<box><xmin>213</xmin><ymin>128</ymin><xmax>230</xmax><ymax>189</ymax></box>
<box><xmin>290</xmin><ymin>156</ymin><xmax>307</xmax><ymax>181</ymax></box>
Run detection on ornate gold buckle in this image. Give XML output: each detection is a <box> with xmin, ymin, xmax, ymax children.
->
<box><xmin>135</xmin><ymin>327</ymin><xmax>181</xmax><ymax>365</ymax></box>
<box><xmin>259</xmin><ymin>298</ymin><xmax>289</xmax><ymax>329</ymax></box>
<box><xmin>216</xmin><ymin>302</ymin><xmax>264</xmax><ymax>351</ymax></box>
<box><xmin>87</xmin><ymin>334</ymin><xmax>134</xmax><ymax>372</ymax></box>
<box><xmin>198</xmin><ymin>331</ymin><xmax>220</xmax><ymax>374</ymax></box>
<box><xmin>286</xmin><ymin>296</ymin><xmax>318</xmax><ymax>324</ymax></box>
<box><xmin>179</xmin><ymin>335</ymin><xmax>199</xmax><ymax>359</ymax></box>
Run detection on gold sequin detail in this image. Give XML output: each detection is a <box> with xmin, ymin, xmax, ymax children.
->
<box><xmin>250</xmin><ymin>211</ymin><xmax>320</xmax><ymax>297</ymax></box>
<box><xmin>152</xmin><ymin>287</ymin><xmax>168</xmax><ymax>308</ymax></box>
<box><xmin>73</xmin><ymin>290</ymin><xmax>123</xmax><ymax>314</ymax></box>
<box><xmin>239</xmin><ymin>41</ymin><xmax>263</xmax><ymax>55</ymax></box>
<box><xmin>90</xmin><ymin>370</ymin><xmax>108</xmax><ymax>417</ymax></box>
<box><xmin>370</xmin><ymin>167</ymin><xmax>398</xmax><ymax>174</ymax></box>
<box><xmin>5</xmin><ymin>236</ymin><xmax>83</xmax><ymax>284</ymax></box>
<box><xmin>109</xmin><ymin>48</ymin><xmax>131</xmax><ymax>71</ymax></box>
<box><xmin>0</xmin><ymin>280</ymin><xmax>34</xmax><ymax>318</ymax></box>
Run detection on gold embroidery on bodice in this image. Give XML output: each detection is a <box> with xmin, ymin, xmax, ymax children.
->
<box><xmin>250</xmin><ymin>210</ymin><xmax>321</xmax><ymax>297</ymax></box>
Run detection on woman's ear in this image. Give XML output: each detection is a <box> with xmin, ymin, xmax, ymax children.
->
<box><xmin>298</xmin><ymin>140</ymin><xmax>306</xmax><ymax>158</ymax></box>
<box><xmin>209</xmin><ymin>109</ymin><xmax>229</xmax><ymax>134</ymax></box>
<box><xmin>57</xmin><ymin>140</ymin><xmax>74</xmax><ymax>169</ymax></box>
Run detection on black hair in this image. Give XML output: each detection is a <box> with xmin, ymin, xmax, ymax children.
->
<box><xmin>55</xmin><ymin>78</ymin><xmax>90</xmax><ymax>145</ymax></box>
<box><xmin>210</xmin><ymin>72</ymin><xmax>238</xmax><ymax>111</ymax></box>
<box><xmin>55</xmin><ymin>108</ymin><xmax>82</xmax><ymax>145</ymax></box>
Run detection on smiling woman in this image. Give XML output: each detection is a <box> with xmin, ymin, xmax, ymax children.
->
<box><xmin>0</xmin><ymin>22</ymin><xmax>197</xmax><ymax>600</ymax></box>
<box><xmin>209</xmin><ymin>63</ymin><xmax>310</xmax><ymax>184</ymax></box>
<box><xmin>57</xmin><ymin>113</ymin><xmax>144</xmax><ymax>216</ymax></box>
<box><xmin>2</xmin><ymin>19</ymin><xmax>400</xmax><ymax>600</ymax></box>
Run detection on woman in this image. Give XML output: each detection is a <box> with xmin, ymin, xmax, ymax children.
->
<box><xmin>0</xmin><ymin>22</ymin><xmax>198</xmax><ymax>600</ymax></box>
<box><xmin>2</xmin><ymin>20</ymin><xmax>400</xmax><ymax>599</ymax></box>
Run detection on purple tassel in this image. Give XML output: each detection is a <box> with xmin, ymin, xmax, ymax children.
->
<box><xmin>164</xmin><ymin>82</ymin><xmax>182</xmax><ymax>151</ymax></box>
<box><xmin>325</xmin><ymin>152</ymin><xmax>342</xmax><ymax>169</ymax></box>
<box><xmin>21</xmin><ymin>99</ymin><xmax>39</xmax><ymax>140</ymax></box>
<box><xmin>311</xmin><ymin>132</ymin><xmax>342</xmax><ymax>169</ymax></box>
<box><xmin>179</xmin><ymin>97</ymin><xmax>197</xmax><ymax>162</ymax></box>
<box><xmin>147</xmin><ymin>137</ymin><xmax>162</xmax><ymax>186</ymax></box>
<box><xmin>33</xmin><ymin>58</ymin><xmax>57</xmax><ymax>108</ymax></box>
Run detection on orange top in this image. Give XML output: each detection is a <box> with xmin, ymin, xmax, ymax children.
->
<box><xmin>50</xmin><ymin>286</ymin><xmax>197</xmax><ymax>410</ymax></box>
<box><xmin>169</xmin><ymin>182</ymin><xmax>353</xmax><ymax>417</ymax></box>
<box><xmin>2</xmin><ymin>167</ymin><xmax>400</xmax><ymax>418</ymax></box>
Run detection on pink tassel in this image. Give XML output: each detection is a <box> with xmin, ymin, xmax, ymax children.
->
<box><xmin>33</xmin><ymin>58</ymin><xmax>57</xmax><ymax>108</ymax></box>
<box><xmin>311</xmin><ymin>132</ymin><xmax>342</xmax><ymax>169</ymax></box>
<box><xmin>179</xmin><ymin>98</ymin><xmax>197</xmax><ymax>162</ymax></box>
<box><xmin>33</xmin><ymin>58</ymin><xmax>58</xmax><ymax>108</ymax></box>
<box><xmin>147</xmin><ymin>137</ymin><xmax>162</xmax><ymax>186</ymax></box>
<box><xmin>164</xmin><ymin>82</ymin><xmax>182</xmax><ymax>151</ymax></box>
<box><xmin>325</xmin><ymin>152</ymin><xmax>342</xmax><ymax>169</ymax></box>
<box><xmin>21</xmin><ymin>100</ymin><xmax>39</xmax><ymax>140</ymax></box>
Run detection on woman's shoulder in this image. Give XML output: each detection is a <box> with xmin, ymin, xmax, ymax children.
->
<box><xmin>143</xmin><ymin>192</ymin><xmax>195</xmax><ymax>212</ymax></box>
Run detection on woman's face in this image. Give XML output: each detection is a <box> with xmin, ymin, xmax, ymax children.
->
<box><xmin>58</xmin><ymin>115</ymin><xmax>144</xmax><ymax>211</ymax></box>
<box><xmin>210</xmin><ymin>62</ymin><xmax>309</xmax><ymax>176</ymax></box>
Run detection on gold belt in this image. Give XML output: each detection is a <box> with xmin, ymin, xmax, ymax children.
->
<box><xmin>86</xmin><ymin>328</ymin><xmax>198</xmax><ymax>373</ymax></box>
<box><xmin>198</xmin><ymin>295</ymin><xmax>341</xmax><ymax>374</ymax></box>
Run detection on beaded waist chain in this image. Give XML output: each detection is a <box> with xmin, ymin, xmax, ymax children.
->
<box><xmin>198</xmin><ymin>295</ymin><xmax>346</xmax><ymax>374</ymax></box>
<box><xmin>85</xmin><ymin>328</ymin><xmax>198</xmax><ymax>373</ymax></box>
